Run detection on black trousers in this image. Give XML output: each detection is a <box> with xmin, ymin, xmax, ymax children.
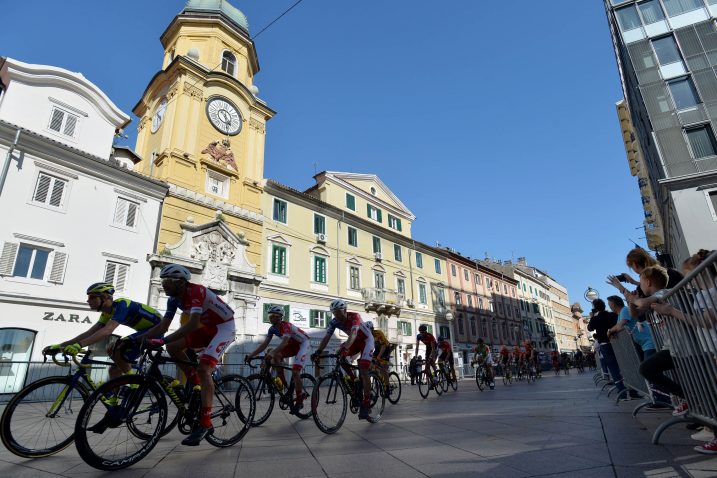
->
<box><xmin>638</xmin><ymin>350</ymin><xmax>684</xmax><ymax>399</ymax></box>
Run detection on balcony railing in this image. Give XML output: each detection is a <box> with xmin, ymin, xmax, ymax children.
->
<box><xmin>362</xmin><ymin>288</ymin><xmax>404</xmax><ymax>317</ymax></box>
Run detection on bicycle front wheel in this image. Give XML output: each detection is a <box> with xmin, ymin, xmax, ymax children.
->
<box><xmin>205</xmin><ymin>374</ymin><xmax>254</xmax><ymax>447</ymax></box>
<box><xmin>387</xmin><ymin>372</ymin><xmax>402</xmax><ymax>404</ymax></box>
<box><xmin>75</xmin><ymin>375</ymin><xmax>167</xmax><ymax>471</ymax></box>
<box><xmin>245</xmin><ymin>374</ymin><xmax>275</xmax><ymax>426</ymax></box>
<box><xmin>367</xmin><ymin>372</ymin><xmax>385</xmax><ymax>423</ymax></box>
<box><xmin>476</xmin><ymin>372</ymin><xmax>484</xmax><ymax>391</ymax></box>
<box><xmin>438</xmin><ymin>370</ymin><xmax>448</xmax><ymax>393</ymax></box>
<box><xmin>311</xmin><ymin>375</ymin><xmax>347</xmax><ymax>434</ymax></box>
<box><xmin>290</xmin><ymin>373</ymin><xmax>316</xmax><ymax>420</ymax></box>
<box><xmin>1</xmin><ymin>375</ymin><xmax>89</xmax><ymax>458</ymax></box>
<box><xmin>417</xmin><ymin>371</ymin><xmax>430</xmax><ymax>399</ymax></box>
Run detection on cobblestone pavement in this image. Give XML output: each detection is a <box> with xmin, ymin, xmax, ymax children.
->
<box><xmin>1</xmin><ymin>372</ymin><xmax>716</xmax><ymax>477</ymax></box>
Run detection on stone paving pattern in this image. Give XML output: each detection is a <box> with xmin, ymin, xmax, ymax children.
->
<box><xmin>1</xmin><ymin>372</ymin><xmax>716</xmax><ymax>477</ymax></box>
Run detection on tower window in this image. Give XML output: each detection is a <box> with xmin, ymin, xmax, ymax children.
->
<box><xmin>221</xmin><ymin>51</ymin><xmax>236</xmax><ymax>77</ymax></box>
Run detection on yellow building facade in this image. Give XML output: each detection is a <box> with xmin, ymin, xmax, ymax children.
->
<box><xmin>261</xmin><ymin>172</ymin><xmax>450</xmax><ymax>367</ymax></box>
<box><xmin>132</xmin><ymin>1</ymin><xmax>275</xmax><ymax>268</ymax></box>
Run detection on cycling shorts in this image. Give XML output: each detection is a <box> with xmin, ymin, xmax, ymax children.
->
<box><xmin>279</xmin><ymin>339</ymin><xmax>310</xmax><ymax>370</ymax></box>
<box><xmin>345</xmin><ymin>333</ymin><xmax>375</xmax><ymax>363</ymax></box>
<box><xmin>185</xmin><ymin>320</ymin><xmax>236</xmax><ymax>367</ymax></box>
<box><xmin>117</xmin><ymin>331</ymin><xmax>150</xmax><ymax>362</ymax></box>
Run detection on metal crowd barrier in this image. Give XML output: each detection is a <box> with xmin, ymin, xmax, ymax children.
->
<box><xmin>609</xmin><ymin>328</ymin><xmax>658</xmax><ymax>415</ymax></box>
<box><xmin>647</xmin><ymin>250</ymin><xmax>717</xmax><ymax>444</ymax></box>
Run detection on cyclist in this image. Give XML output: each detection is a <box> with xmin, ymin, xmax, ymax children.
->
<box><xmin>143</xmin><ymin>264</ymin><xmax>236</xmax><ymax>446</ymax></box>
<box><xmin>312</xmin><ymin>299</ymin><xmax>375</xmax><ymax>420</ymax></box>
<box><xmin>414</xmin><ymin>325</ymin><xmax>438</xmax><ymax>388</ymax></box>
<box><xmin>437</xmin><ymin>336</ymin><xmax>456</xmax><ymax>383</ymax></box>
<box><xmin>551</xmin><ymin>350</ymin><xmax>560</xmax><ymax>373</ymax></box>
<box><xmin>245</xmin><ymin>305</ymin><xmax>311</xmax><ymax>412</ymax></box>
<box><xmin>472</xmin><ymin>338</ymin><xmax>495</xmax><ymax>388</ymax></box>
<box><xmin>499</xmin><ymin>345</ymin><xmax>511</xmax><ymax>378</ymax></box>
<box><xmin>367</xmin><ymin>321</ymin><xmax>391</xmax><ymax>387</ymax></box>
<box><xmin>43</xmin><ymin>282</ymin><xmax>162</xmax><ymax>385</ymax></box>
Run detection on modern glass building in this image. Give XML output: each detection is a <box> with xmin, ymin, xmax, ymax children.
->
<box><xmin>605</xmin><ymin>0</ymin><xmax>717</xmax><ymax>264</ymax></box>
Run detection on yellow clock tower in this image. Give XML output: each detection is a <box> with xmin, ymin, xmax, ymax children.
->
<box><xmin>133</xmin><ymin>0</ymin><xmax>275</xmax><ymax>270</ymax></box>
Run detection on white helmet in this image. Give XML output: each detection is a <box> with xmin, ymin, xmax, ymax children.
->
<box><xmin>365</xmin><ymin>320</ymin><xmax>374</xmax><ymax>329</ymax></box>
<box><xmin>329</xmin><ymin>298</ymin><xmax>346</xmax><ymax>311</ymax></box>
<box><xmin>267</xmin><ymin>305</ymin><xmax>284</xmax><ymax>317</ymax></box>
<box><xmin>159</xmin><ymin>264</ymin><xmax>191</xmax><ymax>281</ymax></box>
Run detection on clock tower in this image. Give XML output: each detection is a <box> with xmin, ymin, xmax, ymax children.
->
<box><xmin>133</xmin><ymin>0</ymin><xmax>275</xmax><ymax>270</ymax></box>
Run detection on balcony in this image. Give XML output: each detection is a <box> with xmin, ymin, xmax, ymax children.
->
<box><xmin>362</xmin><ymin>288</ymin><xmax>404</xmax><ymax>317</ymax></box>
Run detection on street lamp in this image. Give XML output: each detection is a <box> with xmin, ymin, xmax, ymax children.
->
<box><xmin>584</xmin><ymin>287</ymin><xmax>599</xmax><ymax>303</ymax></box>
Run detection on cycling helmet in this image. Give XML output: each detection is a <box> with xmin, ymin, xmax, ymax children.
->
<box><xmin>418</xmin><ymin>324</ymin><xmax>427</xmax><ymax>333</ymax></box>
<box><xmin>437</xmin><ymin>336</ymin><xmax>445</xmax><ymax>342</ymax></box>
<box><xmin>477</xmin><ymin>337</ymin><xmax>484</xmax><ymax>344</ymax></box>
<box><xmin>267</xmin><ymin>305</ymin><xmax>284</xmax><ymax>317</ymax></box>
<box><xmin>365</xmin><ymin>320</ymin><xmax>374</xmax><ymax>329</ymax></box>
<box><xmin>329</xmin><ymin>298</ymin><xmax>347</xmax><ymax>311</ymax></box>
<box><xmin>159</xmin><ymin>264</ymin><xmax>191</xmax><ymax>281</ymax></box>
<box><xmin>87</xmin><ymin>282</ymin><xmax>115</xmax><ymax>295</ymax></box>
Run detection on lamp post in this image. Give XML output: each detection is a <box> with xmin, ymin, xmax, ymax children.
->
<box><xmin>445</xmin><ymin>311</ymin><xmax>456</xmax><ymax>367</ymax></box>
<box><xmin>584</xmin><ymin>287</ymin><xmax>599</xmax><ymax>303</ymax></box>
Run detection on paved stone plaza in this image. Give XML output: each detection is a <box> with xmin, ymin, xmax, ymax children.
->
<box><xmin>1</xmin><ymin>372</ymin><xmax>716</xmax><ymax>477</ymax></box>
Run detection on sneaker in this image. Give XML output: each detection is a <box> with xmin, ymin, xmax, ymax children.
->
<box><xmin>87</xmin><ymin>411</ymin><xmax>121</xmax><ymax>434</ymax></box>
<box><xmin>181</xmin><ymin>426</ymin><xmax>214</xmax><ymax>446</ymax></box>
<box><xmin>100</xmin><ymin>395</ymin><xmax>119</xmax><ymax>407</ymax></box>
<box><xmin>358</xmin><ymin>406</ymin><xmax>370</xmax><ymax>420</ymax></box>
<box><xmin>694</xmin><ymin>438</ymin><xmax>717</xmax><ymax>455</ymax></box>
<box><xmin>692</xmin><ymin>428</ymin><xmax>714</xmax><ymax>441</ymax></box>
<box><xmin>672</xmin><ymin>401</ymin><xmax>689</xmax><ymax>417</ymax></box>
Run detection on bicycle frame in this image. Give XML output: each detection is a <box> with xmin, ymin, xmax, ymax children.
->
<box><xmin>44</xmin><ymin>351</ymin><xmax>114</xmax><ymax>417</ymax></box>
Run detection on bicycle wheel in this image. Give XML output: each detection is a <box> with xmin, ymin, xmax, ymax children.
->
<box><xmin>1</xmin><ymin>376</ymin><xmax>89</xmax><ymax>458</ymax></box>
<box><xmin>311</xmin><ymin>374</ymin><xmax>347</xmax><ymax>434</ymax></box>
<box><xmin>438</xmin><ymin>370</ymin><xmax>448</xmax><ymax>393</ymax></box>
<box><xmin>75</xmin><ymin>375</ymin><xmax>166</xmax><ymax>471</ymax></box>
<box><xmin>244</xmin><ymin>374</ymin><xmax>274</xmax><ymax>426</ymax></box>
<box><xmin>417</xmin><ymin>371</ymin><xmax>430</xmax><ymax>399</ymax></box>
<box><xmin>475</xmin><ymin>371</ymin><xmax>484</xmax><ymax>391</ymax></box>
<box><xmin>205</xmin><ymin>374</ymin><xmax>254</xmax><ymax>447</ymax></box>
<box><xmin>290</xmin><ymin>373</ymin><xmax>316</xmax><ymax>420</ymax></box>
<box><xmin>387</xmin><ymin>372</ymin><xmax>402</xmax><ymax>404</ymax></box>
<box><xmin>367</xmin><ymin>372</ymin><xmax>385</xmax><ymax>423</ymax></box>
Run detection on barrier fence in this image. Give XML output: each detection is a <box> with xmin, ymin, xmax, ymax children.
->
<box><xmin>645</xmin><ymin>250</ymin><xmax>717</xmax><ymax>443</ymax></box>
<box><xmin>609</xmin><ymin>328</ymin><xmax>657</xmax><ymax>414</ymax></box>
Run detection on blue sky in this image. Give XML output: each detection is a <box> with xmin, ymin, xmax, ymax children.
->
<box><xmin>1</xmin><ymin>1</ymin><xmax>643</xmax><ymax>308</ymax></box>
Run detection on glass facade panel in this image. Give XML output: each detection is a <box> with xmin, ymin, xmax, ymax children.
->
<box><xmin>0</xmin><ymin>329</ymin><xmax>36</xmax><ymax>394</ymax></box>
<box><xmin>668</xmin><ymin>78</ymin><xmax>700</xmax><ymax>110</ymax></box>
<box><xmin>638</xmin><ymin>0</ymin><xmax>666</xmax><ymax>24</ymax></box>
<box><xmin>616</xmin><ymin>5</ymin><xmax>642</xmax><ymax>32</ymax></box>
<box><xmin>686</xmin><ymin>126</ymin><xmax>717</xmax><ymax>158</ymax></box>
<box><xmin>652</xmin><ymin>36</ymin><xmax>682</xmax><ymax>65</ymax></box>
<box><xmin>662</xmin><ymin>0</ymin><xmax>704</xmax><ymax>17</ymax></box>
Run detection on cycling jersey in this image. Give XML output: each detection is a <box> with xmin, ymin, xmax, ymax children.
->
<box><xmin>499</xmin><ymin>348</ymin><xmax>510</xmax><ymax>363</ymax></box>
<box><xmin>165</xmin><ymin>283</ymin><xmax>234</xmax><ymax>326</ymax></box>
<box><xmin>325</xmin><ymin>312</ymin><xmax>371</xmax><ymax>339</ymax></box>
<box><xmin>474</xmin><ymin>344</ymin><xmax>490</xmax><ymax>358</ymax></box>
<box><xmin>268</xmin><ymin>322</ymin><xmax>310</xmax><ymax>370</ymax></box>
<box><xmin>416</xmin><ymin>332</ymin><xmax>437</xmax><ymax>347</ymax></box>
<box><xmin>268</xmin><ymin>321</ymin><xmax>310</xmax><ymax>344</ymax></box>
<box><xmin>438</xmin><ymin>340</ymin><xmax>452</xmax><ymax>354</ymax></box>
<box><xmin>372</xmin><ymin>329</ymin><xmax>389</xmax><ymax>350</ymax></box>
<box><xmin>98</xmin><ymin>299</ymin><xmax>162</xmax><ymax>332</ymax></box>
<box><xmin>165</xmin><ymin>283</ymin><xmax>236</xmax><ymax>366</ymax></box>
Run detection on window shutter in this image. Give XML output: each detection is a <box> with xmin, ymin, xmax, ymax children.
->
<box><xmin>376</xmin><ymin>208</ymin><xmax>382</xmax><ymax>223</ymax></box>
<box><xmin>64</xmin><ymin>114</ymin><xmax>77</xmax><ymax>137</ymax></box>
<box><xmin>0</xmin><ymin>242</ymin><xmax>19</xmax><ymax>276</ymax></box>
<box><xmin>116</xmin><ymin>264</ymin><xmax>128</xmax><ymax>291</ymax></box>
<box><xmin>366</xmin><ymin>204</ymin><xmax>371</xmax><ymax>218</ymax></box>
<box><xmin>310</xmin><ymin>310</ymin><xmax>317</xmax><ymax>328</ymax></box>
<box><xmin>34</xmin><ymin>174</ymin><xmax>51</xmax><ymax>203</ymax></box>
<box><xmin>396</xmin><ymin>218</ymin><xmax>402</xmax><ymax>231</ymax></box>
<box><xmin>49</xmin><ymin>179</ymin><xmax>65</xmax><ymax>207</ymax></box>
<box><xmin>49</xmin><ymin>109</ymin><xmax>64</xmax><ymax>132</ymax></box>
<box><xmin>126</xmin><ymin>202</ymin><xmax>138</xmax><ymax>227</ymax></box>
<box><xmin>48</xmin><ymin>251</ymin><xmax>68</xmax><ymax>283</ymax></box>
<box><xmin>114</xmin><ymin>198</ymin><xmax>128</xmax><ymax>225</ymax></box>
<box><xmin>104</xmin><ymin>262</ymin><xmax>116</xmax><ymax>283</ymax></box>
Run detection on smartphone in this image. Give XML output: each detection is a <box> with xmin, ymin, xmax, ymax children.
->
<box><xmin>616</xmin><ymin>273</ymin><xmax>629</xmax><ymax>282</ymax></box>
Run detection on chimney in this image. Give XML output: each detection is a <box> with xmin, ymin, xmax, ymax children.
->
<box><xmin>517</xmin><ymin>257</ymin><xmax>527</xmax><ymax>266</ymax></box>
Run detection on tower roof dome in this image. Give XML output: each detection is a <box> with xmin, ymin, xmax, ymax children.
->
<box><xmin>183</xmin><ymin>0</ymin><xmax>249</xmax><ymax>34</ymax></box>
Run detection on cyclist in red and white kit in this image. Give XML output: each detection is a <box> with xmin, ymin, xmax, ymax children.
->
<box><xmin>415</xmin><ymin>324</ymin><xmax>439</xmax><ymax>387</ymax></box>
<box><xmin>312</xmin><ymin>299</ymin><xmax>375</xmax><ymax>420</ymax></box>
<box><xmin>245</xmin><ymin>305</ymin><xmax>311</xmax><ymax>411</ymax></box>
<box><xmin>143</xmin><ymin>264</ymin><xmax>236</xmax><ymax>446</ymax></box>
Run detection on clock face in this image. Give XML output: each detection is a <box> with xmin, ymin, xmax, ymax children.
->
<box><xmin>151</xmin><ymin>98</ymin><xmax>167</xmax><ymax>133</ymax></box>
<box><xmin>206</xmin><ymin>96</ymin><xmax>242</xmax><ymax>136</ymax></box>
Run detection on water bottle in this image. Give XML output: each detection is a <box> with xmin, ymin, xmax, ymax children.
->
<box><xmin>273</xmin><ymin>376</ymin><xmax>285</xmax><ymax>392</ymax></box>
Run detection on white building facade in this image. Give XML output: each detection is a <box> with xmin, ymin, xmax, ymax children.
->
<box><xmin>0</xmin><ymin>58</ymin><xmax>167</xmax><ymax>393</ymax></box>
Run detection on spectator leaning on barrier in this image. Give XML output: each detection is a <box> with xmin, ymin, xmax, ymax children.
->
<box><xmin>650</xmin><ymin>249</ymin><xmax>717</xmax><ymax>455</ymax></box>
<box><xmin>635</xmin><ymin>266</ymin><xmax>690</xmax><ymax>417</ymax></box>
<box><xmin>607</xmin><ymin>295</ymin><xmax>656</xmax><ymax>362</ymax></box>
<box><xmin>588</xmin><ymin>299</ymin><xmax>639</xmax><ymax>400</ymax></box>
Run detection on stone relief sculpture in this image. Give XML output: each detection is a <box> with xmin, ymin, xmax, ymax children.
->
<box><xmin>201</xmin><ymin>139</ymin><xmax>238</xmax><ymax>171</ymax></box>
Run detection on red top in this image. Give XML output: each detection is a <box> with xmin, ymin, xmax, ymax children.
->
<box><xmin>165</xmin><ymin>283</ymin><xmax>234</xmax><ymax>326</ymax></box>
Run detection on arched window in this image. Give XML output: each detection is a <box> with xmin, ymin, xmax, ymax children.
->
<box><xmin>221</xmin><ymin>51</ymin><xmax>236</xmax><ymax>77</ymax></box>
<box><xmin>0</xmin><ymin>328</ymin><xmax>36</xmax><ymax>393</ymax></box>
<box><xmin>457</xmin><ymin>314</ymin><xmax>464</xmax><ymax>335</ymax></box>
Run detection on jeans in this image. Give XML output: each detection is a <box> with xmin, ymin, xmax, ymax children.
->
<box><xmin>600</xmin><ymin>343</ymin><xmax>638</xmax><ymax>397</ymax></box>
<box><xmin>639</xmin><ymin>350</ymin><xmax>684</xmax><ymax>399</ymax></box>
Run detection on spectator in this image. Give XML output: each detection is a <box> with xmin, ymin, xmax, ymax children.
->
<box><xmin>588</xmin><ymin>299</ymin><xmax>639</xmax><ymax>400</ymax></box>
<box><xmin>636</xmin><ymin>266</ymin><xmax>689</xmax><ymax>416</ymax></box>
<box><xmin>607</xmin><ymin>295</ymin><xmax>656</xmax><ymax>362</ymax></box>
<box><xmin>649</xmin><ymin>250</ymin><xmax>716</xmax><ymax>454</ymax></box>
<box><xmin>409</xmin><ymin>355</ymin><xmax>421</xmax><ymax>385</ymax></box>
